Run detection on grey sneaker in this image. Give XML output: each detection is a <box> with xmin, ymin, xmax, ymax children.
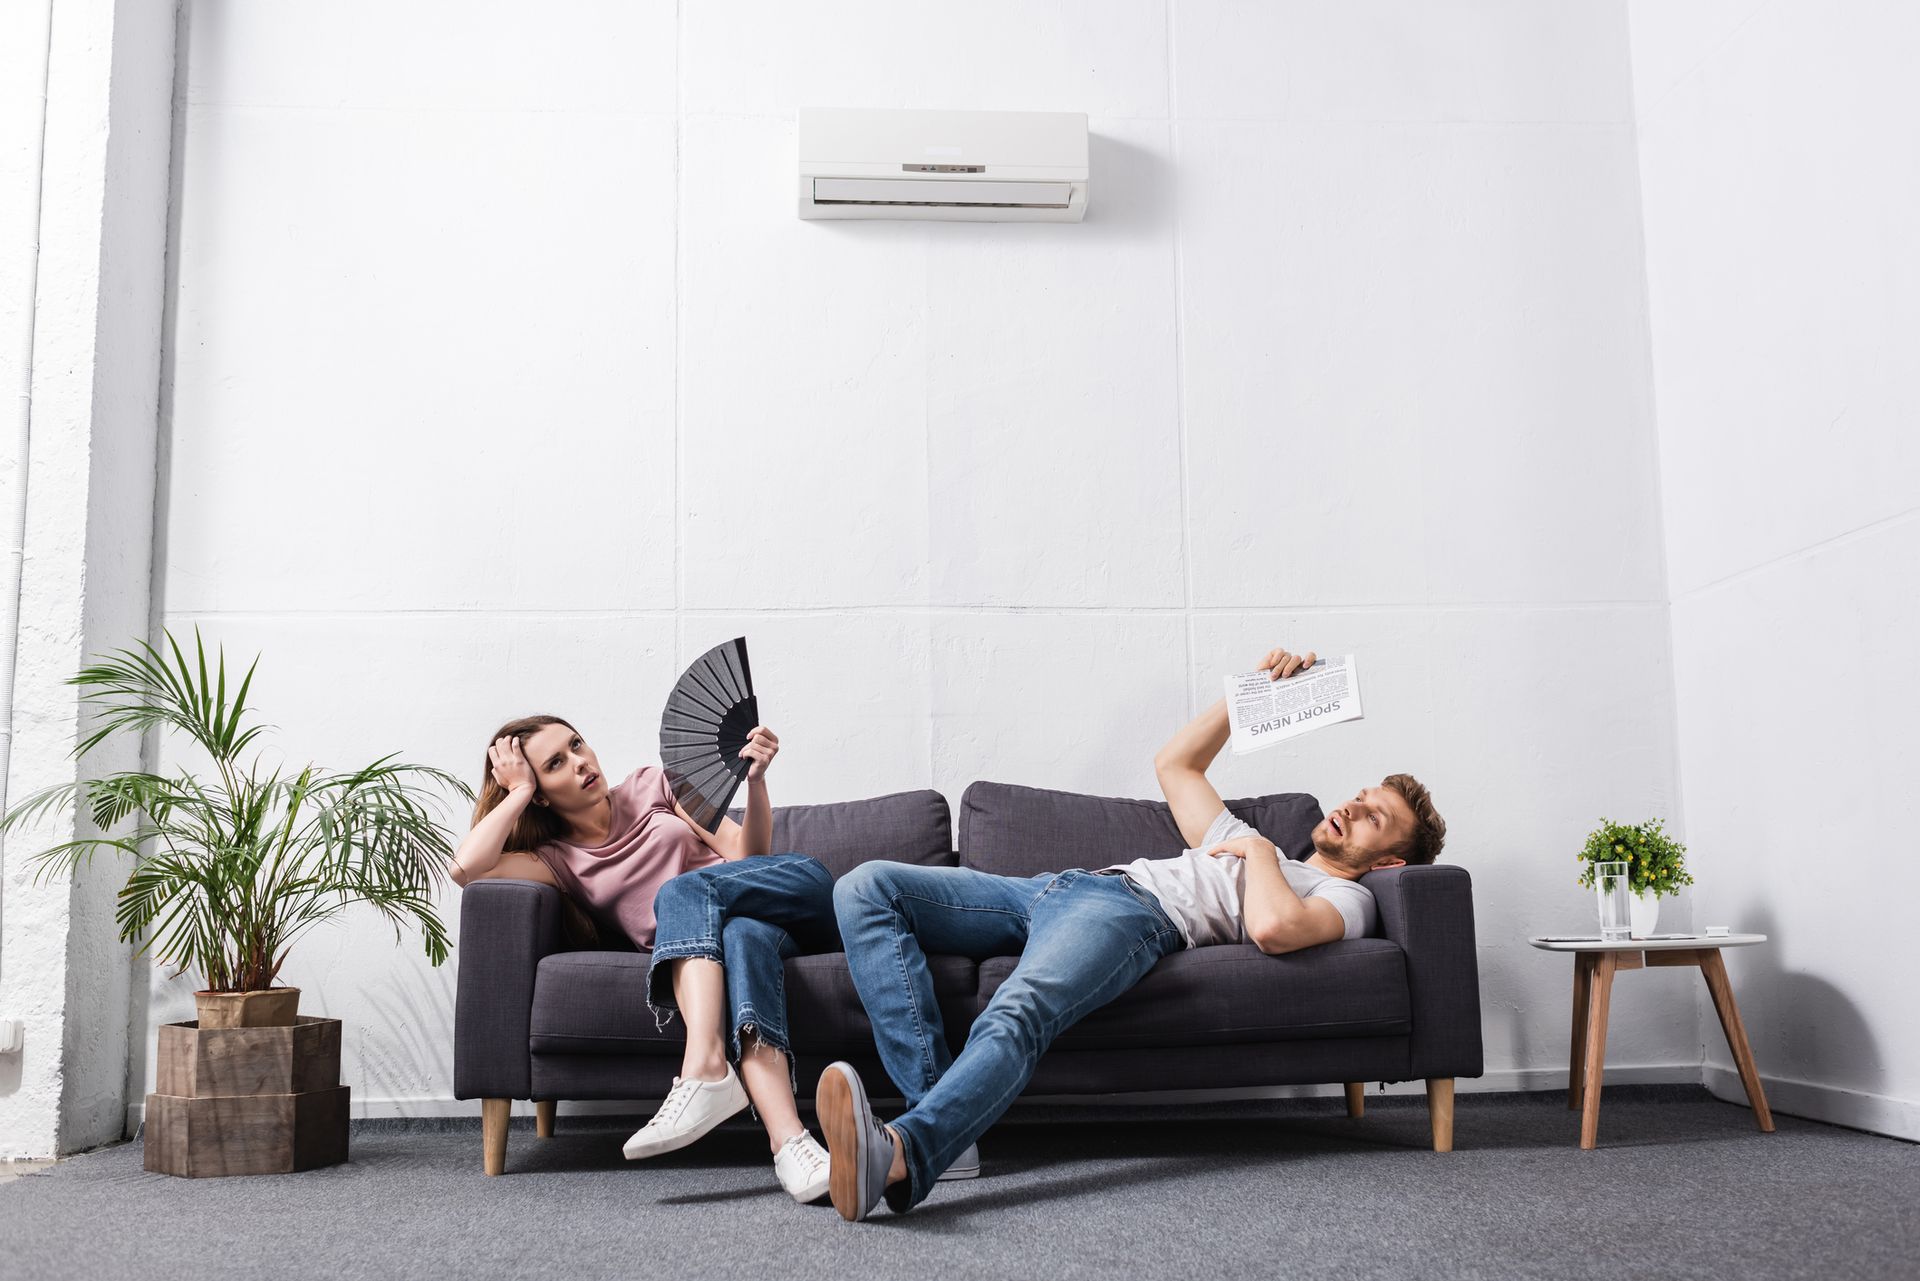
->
<box><xmin>939</xmin><ymin>1142</ymin><xmax>981</xmax><ymax>1181</ymax></box>
<box><xmin>815</xmin><ymin>1061</ymin><xmax>896</xmax><ymax>1221</ymax></box>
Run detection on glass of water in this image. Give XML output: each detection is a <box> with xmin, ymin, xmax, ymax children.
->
<box><xmin>1594</xmin><ymin>861</ymin><xmax>1631</xmax><ymax>942</ymax></box>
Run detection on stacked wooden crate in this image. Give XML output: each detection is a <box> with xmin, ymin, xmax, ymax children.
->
<box><xmin>144</xmin><ymin>1016</ymin><xmax>349</xmax><ymax>1177</ymax></box>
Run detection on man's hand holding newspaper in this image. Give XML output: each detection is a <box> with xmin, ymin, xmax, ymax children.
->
<box><xmin>1225</xmin><ymin>647</ymin><xmax>1364</xmax><ymax>754</ymax></box>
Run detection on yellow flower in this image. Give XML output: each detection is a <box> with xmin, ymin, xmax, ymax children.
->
<box><xmin>1614</xmin><ymin>844</ymin><xmax>1625</xmax><ymax>854</ymax></box>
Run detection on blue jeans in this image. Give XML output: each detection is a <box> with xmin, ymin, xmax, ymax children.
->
<box><xmin>646</xmin><ymin>853</ymin><xmax>840</xmax><ymax>1069</ymax></box>
<box><xmin>833</xmin><ymin>863</ymin><xmax>1184</xmax><ymax>1210</ymax></box>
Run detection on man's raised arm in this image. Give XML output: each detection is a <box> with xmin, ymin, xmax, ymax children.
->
<box><xmin>1155</xmin><ymin>647</ymin><xmax>1317</xmax><ymax>847</ymax></box>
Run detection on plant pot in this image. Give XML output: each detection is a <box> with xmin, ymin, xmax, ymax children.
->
<box><xmin>1629</xmin><ymin>891</ymin><xmax>1660</xmax><ymax>939</ymax></box>
<box><xmin>194</xmin><ymin>987</ymin><xmax>300</xmax><ymax>1029</ymax></box>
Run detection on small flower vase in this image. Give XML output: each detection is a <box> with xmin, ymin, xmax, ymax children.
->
<box><xmin>1629</xmin><ymin>890</ymin><xmax>1660</xmax><ymax>939</ymax></box>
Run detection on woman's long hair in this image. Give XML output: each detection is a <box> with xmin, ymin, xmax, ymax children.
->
<box><xmin>475</xmin><ymin>714</ymin><xmax>603</xmax><ymax>949</ymax></box>
<box><xmin>473</xmin><ymin>714</ymin><xmax>578</xmax><ymax>851</ymax></box>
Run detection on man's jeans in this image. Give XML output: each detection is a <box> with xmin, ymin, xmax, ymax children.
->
<box><xmin>647</xmin><ymin>853</ymin><xmax>840</xmax><ymax>1069</ymax></box>
<box><xmin>833</xmin><ymin>863</ymin><xmax>1184</xmax><ymax>1210</ymax></box>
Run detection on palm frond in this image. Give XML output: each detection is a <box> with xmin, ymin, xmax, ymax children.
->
<box><xmin>6</xmin><ymin>627</ymin><xmax>465</xmax><ymax>990</ymax></box>
<box><xmin>28</xmin><ymin>836</ymin><xmax>144</xmax><ymax>883</ymax></box>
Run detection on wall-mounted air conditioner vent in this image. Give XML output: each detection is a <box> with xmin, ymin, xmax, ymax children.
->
<box><xmin>798</xmin><ymin>109</ymin><xmax>1089</xmax><ymax>223</ymax></box>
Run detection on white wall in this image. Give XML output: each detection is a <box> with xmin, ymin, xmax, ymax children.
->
<box><xmin>131</xmin><ymin>0</ymin><xmax>1691</xmax><ymax>1120</ymax></box>
<box><xmin>1631</xmin><ymin>2</ymin><xmax>1920</xmax><ymax>1139</ymax></box>
<box><xmin>0</xmin><ymin>0</ymin><xmax>173</xmax><ymax>1159</ymax></box>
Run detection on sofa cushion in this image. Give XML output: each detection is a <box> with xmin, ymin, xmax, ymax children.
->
<box><xmin>529</xmin><ymin>952</ymin><xmax>675</xmax><ymax>1055</ymax></box>
<box><xmin>974</xmin><ymin>938</ymin><xmax>1410</xmax><ymax>1050</ymax></box>
<box><xmin>729</xmin><ymin>789</ymin><xmax>955</xmax><ymax>878</ymax></box>
<box><xmin>958</xmin><ymin>781</ymin><xmax>1324</xmax><ymax>878</ymax></box>
<box><xmin>528</xmin><ymin>948</ymin><xmax>979</xmax><ymax>1058</ymax></box>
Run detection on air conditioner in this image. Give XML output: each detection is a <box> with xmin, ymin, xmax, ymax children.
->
<box><xmin>797</xmin><ymin>108</ymin><xmax>1089</xmax><ymax>223</ymax></box>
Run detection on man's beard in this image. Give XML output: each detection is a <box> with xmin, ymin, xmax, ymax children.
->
<box><xmin>1314</xmin><ymin>827</ymin><xmax>1366</xmax><ymax>873</ymax></box>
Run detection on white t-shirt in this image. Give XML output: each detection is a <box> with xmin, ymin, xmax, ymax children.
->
<box><xmin>1105</xmin><ymin>808</ymin><xmax>1377</xmax><ymax>949</ymax></box>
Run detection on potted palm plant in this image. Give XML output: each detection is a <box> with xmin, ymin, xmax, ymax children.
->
<box><xmin>1</xmin><ymin>629</ymin><xmax>468</xmax><ymax>1174</ymax></box>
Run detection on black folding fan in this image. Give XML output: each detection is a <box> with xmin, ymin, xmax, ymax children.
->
<box><xmin>660</xmin><ymin>637</ymin><xmax>759</xmax><ymax>832</ymax></box>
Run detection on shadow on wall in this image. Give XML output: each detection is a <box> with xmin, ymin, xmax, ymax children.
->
<box><xmin>356</xmin><ymin>957</ymin><xmax>459</xmax><ymax>1114</ymax></box>
<box><xmin>1707</xmin><ymin>901</ymin><xmax>1879</xmax><ymax>1108</ymax></box>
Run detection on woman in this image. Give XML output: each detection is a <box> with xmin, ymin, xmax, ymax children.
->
<box><xmin>449</xmin><ymin>714</ymin><xmax>839</xmax><ymax>1203</ymax></box>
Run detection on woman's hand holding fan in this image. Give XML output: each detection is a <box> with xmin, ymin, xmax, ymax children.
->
<box><xmin>738</xmin><ymin>725</ymin><xmax>780</xmax><ymax>781</ymax></box>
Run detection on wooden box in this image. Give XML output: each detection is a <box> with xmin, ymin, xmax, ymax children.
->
<box><xmin>143</xmin><ymin>1087</ymin><xmax>350</xmax><ymax>1177</ymax></box>
<box><xmin>143</xmin><ymin>1016</ymin><xmax>349</xmax><ymax>1178</ymax></box>
<box><xmin>156</xmin><ymin>1015</ymin><xmax>341</xmax><ymax>1097</ymax></box>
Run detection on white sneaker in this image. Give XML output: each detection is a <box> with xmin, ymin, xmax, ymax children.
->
<box><xmin>773</xmin><ymin>1131</ymin><xmax>831</xmax><ymax>1204</ymax></box>
<box><xmin>622</xmin><ymin>1069</ymin><xmax>750</xmax><ymax>1160</ymax></box>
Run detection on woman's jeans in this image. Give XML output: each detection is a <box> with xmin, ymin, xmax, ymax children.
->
<box><xmin>646</xmin><ymin>853</ymin><xmax>840</xmax><ymax>1073</ymax></box>
<box><xmin>832</xmin><ymin>863</ymin><xmax>1185</xmax><ymax>1210</ymax></box>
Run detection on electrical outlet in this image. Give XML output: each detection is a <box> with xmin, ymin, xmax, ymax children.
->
<box><xmin>0</xmin><ymin>1020</ymin><xmax>22</xmax><ymax>1053</ymax></box>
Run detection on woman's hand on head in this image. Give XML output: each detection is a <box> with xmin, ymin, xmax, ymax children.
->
<box><xmin>740</xmin><ymin>726</ymin><xmax>780</xmax><ymax>782</ymax></box>
<box><xmin>489</xmin><ymin>735</ymin><xmax>538</xmax><ymax>797</ymax></box>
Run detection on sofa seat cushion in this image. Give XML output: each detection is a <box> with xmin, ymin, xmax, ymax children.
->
<box><xmin>975</xmin><ymin>938</ymin><xmax>1411</xmax><ymax>1051</ymax></box>
<box><xmin>529</xmin><ymin>952</ymin><xmax>673</xmax><ymax>1055</ymax></box>
<box><xmin>528</xmin><ymin>949</ymin><xmax>979</xmax><ymax>1058</ymax></box>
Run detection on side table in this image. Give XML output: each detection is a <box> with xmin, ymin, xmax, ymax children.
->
<box><xmin>1529</xmin><ymin>935</ymin><xmax>1774</xmax><ymax>1149</ymax></box>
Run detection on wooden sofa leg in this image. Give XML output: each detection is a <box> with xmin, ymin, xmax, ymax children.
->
<box><xmin>536</xmin><ymin>1099</ymin><xmax>556</xmax><ymax>1139</ymax></box>
<box><xmin>1426</xmin><ymin>1078</ymin><xmax>1455</xmax><ymax>1152</ymax></box>
<box><xmin>1344</xmin><ymin>1082</ymin><xmax>1365</xmax><ymax>1118</ymax></box>
<box><xmin>483</xmin><ymin>1098</ymin><xmax>511</xmax><ymax>1175</ymax></box>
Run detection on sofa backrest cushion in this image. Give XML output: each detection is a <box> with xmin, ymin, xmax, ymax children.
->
<box><xmin>729</xmin><ymin>789</ymin><xmax>954</xmax><ymax>879</ymax></box>
<box><xmin>958</xmin><ymin>781</ymin><xmax>1324</xmax><ymax>878</ymax></box>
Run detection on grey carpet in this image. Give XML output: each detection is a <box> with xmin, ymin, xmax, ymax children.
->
<box><xmin>2</xmin><ymin>1087</ymin><xmax>1914</xmax><ymax>1281</ymax></box>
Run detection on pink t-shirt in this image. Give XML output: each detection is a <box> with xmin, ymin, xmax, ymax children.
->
<box><xmin>533</xmin><ymin>766</ymin><xmax>723</xmax><ymax>948</ymax></box>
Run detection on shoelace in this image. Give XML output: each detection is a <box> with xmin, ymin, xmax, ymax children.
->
<box><xmin>648</xmin><ymin>1075</ymin><xmax>704</xmax><ymax>1129</ymax></box>
<box><xmin>784</xmin><ymin>1135</ymin><xmax>827</xmax><ymax>1176</ymax></box>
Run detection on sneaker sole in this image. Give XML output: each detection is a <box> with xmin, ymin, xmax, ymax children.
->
<box><xmin>938</xmin><ymin>1163</ymin><xmax>980</xmax><ymax>1181</ymax></box>
<box><xmin>621</xmin><ymin>1086</ymin><xmax>749</xmax><ymax>1160</ymax></box>
<box><xmin>815</xmin><ymin>1063</ymin><xmax>873</xmax><ymax>1222</ymax></box>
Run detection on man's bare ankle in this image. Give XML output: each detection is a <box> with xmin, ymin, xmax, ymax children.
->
<box><xmin>885</xmin><ymin>1125</ymin><xmax>908</xmax><ymax>1186</ymax></box>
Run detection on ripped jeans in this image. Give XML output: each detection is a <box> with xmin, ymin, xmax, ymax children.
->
<box><xmin>645</xmin><ymin>853</ymin><xmax>840</xmax><ymax>1075</ymax></box>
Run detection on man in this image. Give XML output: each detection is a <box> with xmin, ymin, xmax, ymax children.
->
<box><xmin>816</xmin><ymin>645</ymin><xmax>1448</xmax><ymax>1221</ymax></box>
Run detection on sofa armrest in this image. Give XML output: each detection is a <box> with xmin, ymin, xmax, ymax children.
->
<box><xmin>1362</xmin><ymin>864</ymin><xmax>1483</xmax><ymax>1081</ymax></box>
<box><xmin>453</xmin><ymin>879</ymin><xmax>562</xmax><ymax>1101</ymax></box>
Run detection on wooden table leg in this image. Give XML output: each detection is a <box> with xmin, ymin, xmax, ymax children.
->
<box><xmin>1569</xmin><ymin>953</ymin><xmax>1595</xmax><ymax>1111</ymax></box>
<box><xmin>1344</xmin><ymin>1082</ymin><xmax>1365</xmax><ymax>1118</ymax></box>
<box><xmin>1700</xmin><ymin>950</ymin><xmax>1774</xmax><ymax>1133</ymax></box>
<box><xmin>1579</xmin><ymin>951</ymin><xmax>1618</xmax><ymax>1150</ymax></box>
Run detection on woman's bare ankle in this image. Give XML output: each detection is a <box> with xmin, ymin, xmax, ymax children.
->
<box><xmin>680</xmin><ymin>1053</ymin><xmax>730</xmax><ymax>1083</ymax></box>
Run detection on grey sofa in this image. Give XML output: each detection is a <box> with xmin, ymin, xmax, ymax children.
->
<box><xmin>453</xmin><ymin>781</ymin><xmax>1483</xmax><ymax>1174</ymax></box>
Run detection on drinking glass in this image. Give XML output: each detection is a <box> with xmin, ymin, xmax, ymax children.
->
<box><xmin>1594</xmin><ymin>861</ymin><xmax>1631</xmax><ymax>942</ymax></box>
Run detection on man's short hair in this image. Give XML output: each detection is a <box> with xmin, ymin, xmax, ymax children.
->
<box><xmin>1381</xmin><ymin>773</ymin><xmax>1446</xmax><ymax>866</ymax></box>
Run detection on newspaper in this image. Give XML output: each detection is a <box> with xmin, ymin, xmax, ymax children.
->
<box><xmin>1225</xmin><ymin>654</ymin><xmax>1364</xmax><ymax>755</ymax></box>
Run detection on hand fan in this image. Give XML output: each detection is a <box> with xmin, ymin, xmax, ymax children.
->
<box><xmin>659</xmin><ymin>637</ymin><xmax>759</xmax><ymax>832</ymax></box>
